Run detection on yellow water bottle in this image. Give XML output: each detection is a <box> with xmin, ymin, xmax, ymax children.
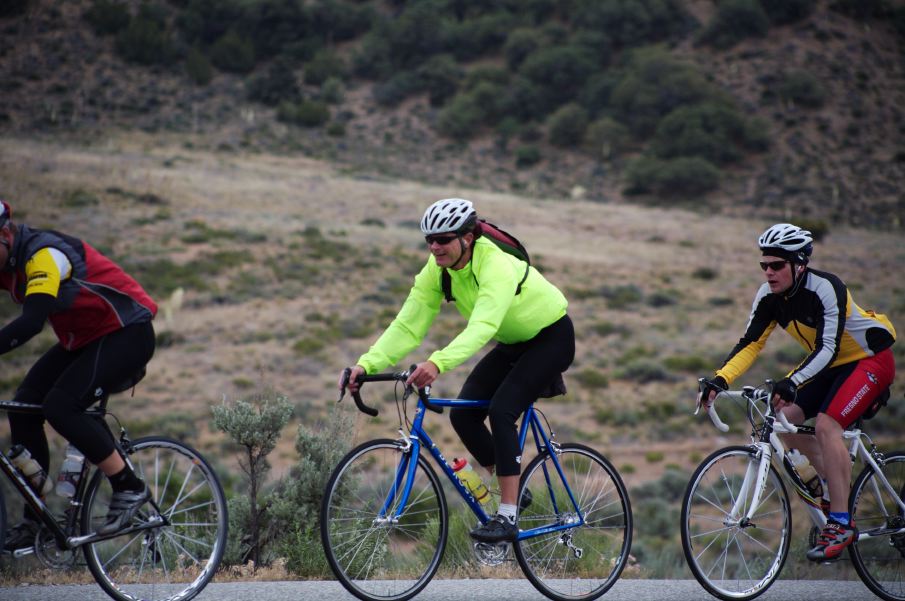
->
<box><xmin>452</xmin><ymin>457</ymin><xmax>491</xmax><ymax>506</ymax></box>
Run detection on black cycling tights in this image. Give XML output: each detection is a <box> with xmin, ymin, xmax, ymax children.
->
<box><xmin>8</xmin><ymin>321</ymin><xmax>155</xmax><ymax>474</ymax></box>
<box><xmin>450</xmin><ymin>315</ymin><xmax>575</xmax><ymax>477</ymax></box>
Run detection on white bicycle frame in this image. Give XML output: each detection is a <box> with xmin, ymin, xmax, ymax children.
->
<box><xmin>697</xmin><ymin>386</ymin><xmax>905</xmax><ymax>537</ymax></box>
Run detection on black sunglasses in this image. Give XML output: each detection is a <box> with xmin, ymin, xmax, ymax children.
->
<box><xmin>759</xmin><ymin>260</ymin><xmax>789</xmax><ymax>272</ymax></box>
<box><xmin>425</xmin><ymin>234</ymin><xmax>458</xmax><ymax>246</ymax></box>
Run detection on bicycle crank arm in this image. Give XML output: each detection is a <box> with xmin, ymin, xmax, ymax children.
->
<box><xmin>66</xmin><ymin>515</ymin><xmax>167</xmax><ymax>548</ymax></box>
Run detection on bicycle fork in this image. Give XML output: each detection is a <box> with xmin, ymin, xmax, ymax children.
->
<box><xmin>726</xmin><ymin>444</ymin><xmax>772</xmax><ymax>528</ymax></box>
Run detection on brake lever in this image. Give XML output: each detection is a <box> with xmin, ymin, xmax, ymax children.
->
<box><xmin>338</xmin><ymin>367</ymin><xmax>351</xmax><ymax>403</ymax></box>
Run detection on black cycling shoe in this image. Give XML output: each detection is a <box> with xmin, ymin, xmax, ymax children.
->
<box><xmin>3</xmin><ymin>519</ymin><xmax>39</xmax><ymax>552</ymax></box>
<box><xmin>470</xmin><ymin>515</ymin><xmax>519</xmax><ymax>543</ymax></box>
<box><xmin>98</xmin><ymin>485</ymin><xmax>150</xmax><ymax>535</ymax></box>
<box><xmin>519</xmin><ymin>488</ymin><xmax>533</xmax><ymax>511</ymax></box>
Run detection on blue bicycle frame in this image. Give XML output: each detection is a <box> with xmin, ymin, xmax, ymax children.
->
<box><xmin>379</xmin><ymin>396</ymin><xmax>585</xmax><ymax>542</ymax></box>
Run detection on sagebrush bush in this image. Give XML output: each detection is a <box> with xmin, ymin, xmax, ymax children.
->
<box><xmin>417</xmin><ymin>53</ymin><xmax>462</xmax><ymax>106</ymax></box>
<box><xmin>759</xmin><ymin>0</ymin><xmax>815</xmax><ymax>24</ymax></box>
<box><xmin>210</xmin><ymin>29</ymin><xmax>256</xmax><ymax>74</ymax></box>
<box><xmin>277</xmin><ymin>100</ymin><xmax>330</xmax><ymax>127</ymax></box>
<box><xmin>503</xmin><ymin>27</ymin><xmax>544</xmax><ymax>69</ymax></box>
<box><xmin>304</xmin><ymin>50</ymin><xmax>345</xmax><ymax>86</ymax></box>
<box><xmin>84</xmin><ymin>0</ymin><xmax>130</xmax><ymax>35</ymax></box>
<box><xmin>115</xmin><ymin>13</ymin><xmax>177</xmax><ymax>66</ymax></box>
<box><xmin>651</xmin><ymin>102</ymin><xmax>764</xmax><ymax>165</ymax></box>
<box><xmin>185</xmin><ymin>47</ymin><xmax>213</xmax><ymax>86</ymax></box>
<box><xmin>437</xmin><ymin>93</ymin><xmax>484</xmax><ymax>139</ymax></box>
<box><xmin>777</xmin><ymin>71</ymin><xmax>827</xmax><ymax>108</ymax></box>
<box><xmin>547</xmin><ymin>103</ymin><xmax>589</xmax><ymax>148</ymax></box>
<box><xmin>583</xmin><ymin>117</ymin><xmax>631</xmax><ymax>160</ymax></box>
<box><xmin>514</xmin><ymin>145</ymin><xmax>542</xmax><ymax>168</ymax></box>
<box><xmin>247</xmin><ymin>58</ymin><xmax>299</xmax><ymax>106</ymax></box>
<box><xmin>625</xmin><ymin>156</ymin><xmax>721</xmax><ymax>198</ymax></box>
<box><xmin>698</xmin><ymin>0</ymin><xmax>770</xmax><ymax>49</ymax></box>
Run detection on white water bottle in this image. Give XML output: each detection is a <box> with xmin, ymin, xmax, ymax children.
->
<box><xmin>9</xmin><ymin>444</ymin><xmax>53</xmax><ymax>496</ymax></box>
<box><xmin>56</xmin><ymin>444</ymin><xmax>86</xmax><ymax>498</ymax></box>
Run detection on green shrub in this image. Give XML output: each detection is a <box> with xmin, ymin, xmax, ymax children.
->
<box><xmin>84</xmin><ymin>0</ymin><xmax>130</xmax><ymax>35</ymax></box>
<box><xmin>246</xmin><ymin>58</ymin><xmax>299</xmax><ymax>106</ymax></box>
<box><xmin>444</xmin><ymin>12</ymin><xmax>515</xmax><ymax>61</ymax></box>
<box><xmin>569</xmin><ymin>0</ymin><xmax>696</xmax><ymax>48</ymax></box>
<box><xmin>602</xmin><ymin>284</ymin><xmax>643</xmax><ymax>309</ymax></box>
<box><xmin>115</xmin><ymin>12</ymin><xmax>177</xmax><ymax>66</ymax></box>
<box><xmin>625</xmin><ymin>156</ymin><xmax>721</xmax><ymax>198</ymax></box>
<box><xmin>759</xmin><ymin>0</ymin><xmax>815</xmax><ymax>24</ymax></box>
<box><xmin>417</xmin><ymin>54</ymin><xmax>463</xmax><ymax>106</ymax></box>
<box><xmin>437</xmin><ymin>93</ymin><xmax>484</xmax><ymax>138</ymax></box>
<box><xmin>793</xmin><ymin>218</ymin><xmax>829</xmax><ymax>241</ymax></box>
<box><xmin>277</xmin><ymin>100</ymin><xmax>330</xmax><ymax>127</ymax></box>
<box><xmin>663</xmin><ymin>355</ymin><xmax>710</xmax><ymax>372</ymax></box>
<box><xmin>547</xmin><ymin>103</ymin><xmax>589</xmax><ymax>148</ymax></box>
<box><xmin>618</xmin><ymin>359</ymin><xmax>673</xmax><ymax>383</ymax></box>
<box><xmin>185</xmin><ymin>47</ymin><xmax>213</xmax><ymax>85</ymax></box>
<box><xmin>652</xmin><ymin>103</ymin><xmax>764</xmax><ymax>165</ymax></box>
<box><xmin>373</xmin><ymin>71</ymin><xmax>421</xmax><ymax>107</ymax></box>
<box><xmin>305</xmin><ymin>50</ymin><xmax>345</xmax><ymax>86</ymax></box>
<box><xmin>519</xmin><ymin>45</ymin><xmax>596</xmax><ymax>107</ymax></box>
<box><xmin>515</xmin><ymin>145</ymin><xmax>542</xmax><ymax>168</ymax></box>
<box><xmin>501</xmin><ymin>76</ymin><xmax>551</xmax><ymax>122</ymax></box>
<box><xmin>829</xmin><ymin>0</ymin><xmax>889</xmax><ymax>19</ymax></box>
<box><xmin>583</xmin><ymin>117</ymin><xmax>630</xmax><ymax>160</ymax></box>
<box><xmin>645</xmin><ymin>451</ymin><xmax>665</xmax><ymax>463</ymax></box>
<box><xmin>776</xmin><ymin>71</ymin><xmax>826</xmax><ymax>108</ymax></box>
<box><xmin>698</xmin><ymin>0</ymin><xmax>770</xmax><ymax>49</ymax></box>
<box><xmin>692</xmin><ymin>266</ymin><xmax>719</xmax><ymax>280</ymax></box>
<box><xmin>63</xmin><ymin>188</ymin><xmax>99</xmax><ymax>207</ymax></box>
<box><xmin>210</xmin><ymin>29</ymin><xmax>255</xmax><ymax>74</ymax></box>
<box><xmin>320</xmin><ymin>77</ymin><xmax>344</xmax><ymax>104</ymax></box>
<box><xmin>610</xmin><ymin>47</ymin><xmax>719</xmax><ymax>136</ymax></box>
<box><xmin>573</xmin><ymin>368</ymin><xmax>610</xmax><ymax>389</ymax></box>
<box><xmin>503</xmin><ymin>27</ymin><xmax>544</xmax><ymax>69</ymax></box>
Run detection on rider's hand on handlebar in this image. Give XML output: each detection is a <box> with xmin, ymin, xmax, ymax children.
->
<box><xmin>406</xmin><ymin>360</ymin><xmax>439</xmax><ymax>390</ymax></box>
<box><xmin>340</xmin><ymin>365</ymin><xmax>366</xmax><ymax>393</ymax></box>
<box><xmin>770</xmin><ymin>377</ymin><xmax>797</xmax><ymax>411</ymax></box>
<box><xmin>698</xmin><ymin>376</ymin><xmax>727</xmax><ymax>410</ymax></box>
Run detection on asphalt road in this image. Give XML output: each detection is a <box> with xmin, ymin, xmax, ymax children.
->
<box><xmin>0</xmin><ymin>579</ymin><xmax>882</xmax><ymax>600</ymax></box>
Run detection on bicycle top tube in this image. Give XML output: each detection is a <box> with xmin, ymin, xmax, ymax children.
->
<box><xmin>0</xmin><ymin>399</ymin><xmax>107</xmax><ymax>417</ymax></box>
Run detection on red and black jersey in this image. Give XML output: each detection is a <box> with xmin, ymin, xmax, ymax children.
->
<box><xmin>0</xmin><ymin>224</ymin><xmax>157</xmax><ymax>350</ymax></box>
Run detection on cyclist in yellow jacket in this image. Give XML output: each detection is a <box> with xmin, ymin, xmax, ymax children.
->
<box><xmin>341</xmin><ymin>198</ymin><xmax>574</xmax><ymax>543</ymax></box>
<box><xmin>700</xmin><ymin>223</ymin><xmax>896</xmax><ymax>561</ymax></box>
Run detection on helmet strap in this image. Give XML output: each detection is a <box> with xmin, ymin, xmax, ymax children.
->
<box><xmin>449</xmin><ymin>236</ymin><xmax>470</xmax><ymax>270</ymax></box>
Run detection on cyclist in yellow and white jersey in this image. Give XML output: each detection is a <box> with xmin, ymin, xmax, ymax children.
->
<box><xmin>699</xmin><ymin>223</ymin><xmax>896</xmax><ymax>561</ymax></box>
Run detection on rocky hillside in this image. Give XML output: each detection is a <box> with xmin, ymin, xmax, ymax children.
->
<box><xmin>0</xmin><ymin>0</ymin><xmax>903</xmax><ymax>226</ymax></box>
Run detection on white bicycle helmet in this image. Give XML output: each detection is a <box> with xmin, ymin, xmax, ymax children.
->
<box><xmin>420</xmin><ymin>198</ymin><xmax>477</xmax><ymax>236</ymax></box>
<box><xmin>758</xmin><ymin>223</ymin><xmax>813</xmax><ymax>262</ymax></box>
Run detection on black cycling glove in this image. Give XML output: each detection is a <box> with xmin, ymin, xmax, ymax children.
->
<box><xmin>699</xmin><ymin>375</ymin><xmax>728</xmax><ymax>401</ymax></box>
<box><xmin>773</xmin><ymin>378</ymin><xmax>797</xmax><ymax>403</ymax></box>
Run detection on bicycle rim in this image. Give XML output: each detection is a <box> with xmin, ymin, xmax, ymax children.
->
<box><xmin>514</xmin><ymin>443</ymin><xmax>632</xmax><ymax>601</ymax></box>
<box><xmin>681</xmin><ymin>446</ymin><xmax>790</xmax><ymax>601</ymax></box>
<box><xmin>850</xmin><ymin>451</ymin><xmax>905</xmax><ymax>601</ymax></box>
<box><xmin>82</xmin><ymin>437</ymin><xmax>228</xmax><ymax>601</ymax></box>
<box><xmin>321</xmin><ymin>439</ymin><xmax>448</xmax><ymax>601</ymax></box>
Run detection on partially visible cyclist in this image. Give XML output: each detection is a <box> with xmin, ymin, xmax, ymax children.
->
<box><xmin>340</xmin><ymin>198</ymin><xmax>574</xmax><ymax>543</ymax></box>
<box><xmin>699</xmin><ymin>223</ymin><xmax>896</xmax><ymax>561</ymax></box>
<box><xmin>0</xmin><ymin>201</ymin><xmax>158</xmax><ymax>551</ymax></box>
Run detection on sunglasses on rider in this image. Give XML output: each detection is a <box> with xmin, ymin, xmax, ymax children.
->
<box><xmin>759</xmin><ymin>260</ymin><xmax>789</xmax><ymax>272</ymax></box>
<box><xmin>425</xmin><ymin>234</ymin><xmax>458</xmax><ymax>246</ymax></box>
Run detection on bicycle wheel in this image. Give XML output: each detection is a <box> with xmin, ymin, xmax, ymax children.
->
<box><xmin>681</xmin><ymin>446</ymin><xmax>790</xmax><ymax>601</ymax></box>
<box><xmin>321</xmin><ymin>438</ymin><xmax>448</xmax><ymax>601</ymax></box>
<box><xmin>514</xmin><ymin>443</ymin><xmax>632</xmax><ymax>601</ymax></box>
<box><xmin>849</xmin><ymin>450</ymin><xmax>905</xmax><ymax>601</ymax></box>
<box><xmin>82</xmin><ymin>436</ymin><xmax>228</xmax><ymax>601</ymax></box>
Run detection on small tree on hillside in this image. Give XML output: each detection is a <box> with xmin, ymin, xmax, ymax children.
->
<box><xmin>212</xmin><ymin>392</ymin><xmax>292</xmax><ymax>569</ymax></box>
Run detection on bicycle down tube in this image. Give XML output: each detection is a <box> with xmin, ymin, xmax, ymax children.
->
<box><xmin>385</xmin><ymin>396</ymin><xmax>587</xmax><ymax>540</ymax></box>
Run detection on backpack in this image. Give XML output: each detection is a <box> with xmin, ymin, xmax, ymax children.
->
<box><xmin>441</xmin><ymin>219</ymin><xmax>530</xmax><ymax>303</ymax></box>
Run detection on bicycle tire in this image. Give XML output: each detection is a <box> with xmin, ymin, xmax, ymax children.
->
<box><xmin>321</xmin><ymin>438</ymin><xmax>448</xmax><ymax>601</ymax></box>
<box><xmin>81</xmin><ymin>436</ymin><xmax>228</xmax><ymax>601</ymax></box>
<box><xmin>849</xmin><ymin>450</ymin><xmax>905</xmax><ymax>601</ymax></box>
<box><xmin>513</xmin><ymin>443</ymin><xmax>632</xmax><ymax>601</ymax></box>
<box><xmin>681</xmin><ymin>445</ymin><xmax>790</xmax><ymax>601</ymax></box>
<box><xmin>0</xmin><ymin>484</ymin><xmax>6</xmax><ymax>551</ymax></box>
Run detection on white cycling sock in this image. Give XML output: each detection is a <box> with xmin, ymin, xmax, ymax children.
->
<box><xmin>498</xmin><ymin>504</ymin><xmax>517</xmax><ymax>524</ymax></box>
